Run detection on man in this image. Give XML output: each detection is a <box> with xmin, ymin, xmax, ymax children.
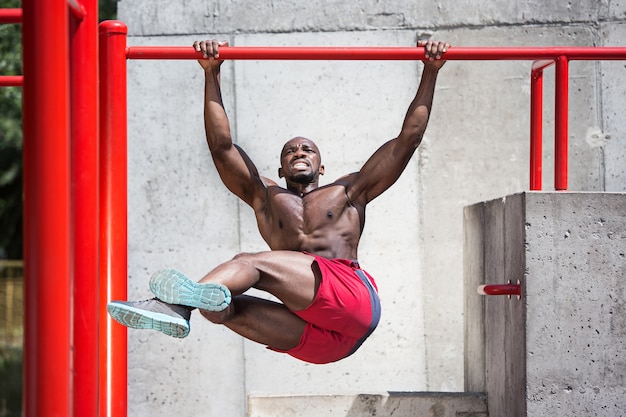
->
<box><xmin>108</xmin><ymin>38</ymin><xmax>449</xmax><ymax>364</ymax></box>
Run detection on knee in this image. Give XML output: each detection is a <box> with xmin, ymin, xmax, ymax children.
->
<box><xmin>199</xmin><ymin>303</ymin><xmax>234</xmax><ymax>325</ymax></box>
<box><xmin>230</xmin><ymin>252</ymin><xmax>256</xmax><ymax>263</ymax></box>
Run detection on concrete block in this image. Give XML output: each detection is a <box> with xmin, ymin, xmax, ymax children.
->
<box><xmin>464</xmin><ymin>192</ymin><xmax>626</xmax><ymax>416</ymax></box>
<box><xmin>247</xmin><ymin>392</ymin><xmax>488</xmax><ymax>417</ymax></box>
<box><xmin>420</xmin><ymin>23</ymin><xmax>599</xmax><ymax>391</ymax></box>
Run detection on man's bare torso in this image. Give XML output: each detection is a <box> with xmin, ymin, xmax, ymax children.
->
<box><xmin>255</xmin><ymin>182</ymin><xmax>364</xmax><ymax>260</ymax></box>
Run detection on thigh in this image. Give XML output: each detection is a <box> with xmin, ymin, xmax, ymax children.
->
<box><xmin>219</xmin><ymin>295</ymin><xmax>307</xmax><ymax>351</ymax></box>
<box><xmin>241</xmin><ymin>251</ymin><xmax>321</xmax><ymax>312</ymax></box>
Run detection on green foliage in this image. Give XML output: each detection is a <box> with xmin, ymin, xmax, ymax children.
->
<box><xmin>99</xmin><ymin>0</ymin><xmax>117</xmax><ymax>21</ymax></box>
<box><xmin>0</xmin><ymin>0</ymin><xmax>23</xmax><ymax>260</ymax></box>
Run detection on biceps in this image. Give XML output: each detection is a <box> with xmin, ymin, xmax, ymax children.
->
<box><xmin>348</xmin><ymin>139</ymin><xmax>416</xmax><ymax>204</ymax></box>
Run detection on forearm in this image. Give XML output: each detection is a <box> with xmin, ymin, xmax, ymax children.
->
<box><xmin>399</xmin><ymin>65</ymin><xmax>440</xmax><ymax>145</ymax></box>
<box><xmin>203</xmin><ymin>66</ymin><xmax>233</xmax><ymax>152</ymax></box>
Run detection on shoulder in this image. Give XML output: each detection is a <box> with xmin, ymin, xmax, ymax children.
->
<box><xmin>333</xmin><ymin>172</ymin><xmax>359</xmax><ymax>186</ymax></box>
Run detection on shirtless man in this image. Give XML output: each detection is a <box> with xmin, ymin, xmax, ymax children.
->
<box><xmin>108</xmin><ymin>38</ymin><xmax>449</xmax><ymax>364</ymax></box>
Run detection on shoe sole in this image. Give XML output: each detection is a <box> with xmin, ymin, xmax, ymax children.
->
<box><xmin>149</xmin><ymin>269</ymin><xmax>232</xmax><ymax>312</ymax></box>
<box><xmin>106</xmin><ymin>301</ymin><xmax>190</xmax><ymax>338</ymax></box>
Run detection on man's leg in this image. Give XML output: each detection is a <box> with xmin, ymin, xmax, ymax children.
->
<box><xmin>151</xmin><ymin>250</ymin><xmax>319</xmax><ymax>310</ymax></box>
<box><xmin>206</xmin><ymin>294</ymin><xmax>307</xmax><ymax>350</ymax></box>
<box><xmin>146</xmin><ymin>250</ymin><xmax>318</xmax><ymax>348</ymax></box>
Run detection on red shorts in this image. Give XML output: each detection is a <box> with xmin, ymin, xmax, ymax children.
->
<box><xmin>270</xmin><ymin>255</ymin><xmax>381</xmax><ymax>364</ymax></box>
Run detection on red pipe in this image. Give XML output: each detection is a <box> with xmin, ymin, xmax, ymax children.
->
<box><xmin>529</xmin><ymin>60</ymin><xmax>557</xmax><ymax>191</ymax></box>
<box><xmin>125</xmin><ymin>45</ymin><xmax>626</xmax><ymax>61</ymax></box>
<box><xmin>554</xmin><ymin>56</ymin><xmax>569</xmax><ymax>191</ymax></box>
<box><xmin>70</xmin><ymin>0</ymin><xmax>99</xmax><ymax>414</ymax></box>
<box><xmin>22</xmin><ymin>0</ymin><xmax>71</xmax><ymax>416</ymax></box>
<box><xmin>67</xmin><ymin>0</ymin><xmax>87</xmax><ymax>20</ymax></box>
<box><xmin>0</xmin><ymin>7</ymin><xmax>21</xmax><ymax>23</ymax></box>
<box><xmin>99</xmin><ymin>20</ymin><xmax>128</xmax><ymax>417</ymax></box>
<box><xmin>477</xmin><ymin>282</ymin><xmax>521</xmax><ymax>297</ymax></box>
<box><xmin>0</xmin><ymin>75</ymin><xmax>23</xmax><ymax>86</ymax></box>
<box><xmin>530</xmin><ymin>67</ymin><xmax>544</xmax><ymax>190</ymax></box>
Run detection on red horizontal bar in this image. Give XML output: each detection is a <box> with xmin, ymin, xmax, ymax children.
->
<box><xmin>0</xmin><ymin>8</ymin><xmax>22</xmax><ymax>23</ymax></box>
<box><xmin>0</xmin><ymin>75</ymin><xmax>23</xmax><ymax>87</ymax></box>
<box><xmin>126</xmin><ymin>45</ymin><xmax>626</xmax><ymax>61</ymax></box>
<box><xmin>477</xmin><ymin>283</ymin><xmax>521</xmax><ymax>297</ymax></box>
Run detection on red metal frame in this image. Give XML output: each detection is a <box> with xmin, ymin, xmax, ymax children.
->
<box><xmin>69</xmin><ymin>0</ymin><xmax>100</xmax><ymax>415</ymax></box>
<box><xmin>477</xmin><ymin>282</ymin><xmax>521</xmax><ymax>298</ymax></box>
<box><xmin>67</xmin><ymin>0</ymin><xmax>87</xmax><ymax>19</ymax></box>
<box><xmin>22</xmin><ymin>1</ymin><xmax>71</xmax><ymax>416</ymax></box>
<box><xmin>6</xmin><ymin>1</ymin><xmax>125</xmax><ymax>416</ymax></box>
<box><xmin>98</xmin><ymin>20</ymin><xmax>129</xmax><ymax>417</ymax></box>
<box><xmin>554</xmin><ymin>56</ymin><xmax>570</xmax><ymax>191</ymax></box>
<box><xmin>0</xmin><ymin>7</ymin><xmax>21</xmax><ymax>23</ymax></box>
<box><xmin>530</xmin><ymin>60</ymin><xmax>554</xmax><ymax>191</ymax></box>
<box><xmin>126</xmin><ymin>45</ymin><xmax>626</xmax><ymax>61</ymax></box>
<box><xmin>0</xmin><ymin>8</ymin><xmax>23</xmax><ymax>89</ymax></box>
<box><xmin>0</xmin><ymin>75</ymin><xmax>23</xmax><ymax>86</ymax></box>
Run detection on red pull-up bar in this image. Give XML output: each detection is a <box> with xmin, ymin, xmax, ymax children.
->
<box><xmin>121</xmin><ymin>42</ymin><xmax>626</xmax><ymax>191</ymax></box>
<box><xmin>126</xmin><ymin>45</ymin><xmax>626</xmax><ymax>61</ymax></box>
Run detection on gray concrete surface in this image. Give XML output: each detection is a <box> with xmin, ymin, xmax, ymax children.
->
<box><xmin>248</xmin><ymin>392</ymin><xmax>487</xmax><ymax>417</ymax></box>
<box><xmin>118</xmin><ymin>1</ymin><xmax>626</xmax><ymax>416</ymax></box>
<box><xmin>464</xmin><ymin>192</ymin><xmax>626</xmax><ymax>416</ymax></box>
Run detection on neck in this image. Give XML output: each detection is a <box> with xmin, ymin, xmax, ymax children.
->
<box><xmin>287</xmin><ymin>182</ymin><xmax>318</xmax><ymax>197</ymax></box>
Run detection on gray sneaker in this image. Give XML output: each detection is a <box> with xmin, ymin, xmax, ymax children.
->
<box><xmin>107</xmin><ymin>298</ymin><xmax>191</xmax><ymax>338</ymax></box>
<box><xmin>149</xmin><ymin>269</ymin><xmax>232</xmax><ymax>312</ymax></box>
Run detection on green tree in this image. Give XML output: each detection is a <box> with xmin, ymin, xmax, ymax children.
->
<box><xmin>0</xmin><ymin>0</ymin><xmax>22</xmax><ymax>260</ymax></box>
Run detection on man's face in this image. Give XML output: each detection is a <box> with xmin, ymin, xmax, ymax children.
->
<box><xmin>279</xmin><ymin>137</ymin><xmax>324</xmax><ymax>184</ymax></box>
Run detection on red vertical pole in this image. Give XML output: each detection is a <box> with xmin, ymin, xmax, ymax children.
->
<box><xmin>22</xmin><ymin>0</ymin><xmax>71</xmax><ymax>416</ymax></box>
<box><xmin>554</xmin><ymin>55</ymin><xmax>569</xmax><ymax>190</ymax></box>
<box><xmin>99</xmin><ymin>20</ymin><xmax>129</xmax><ymax>417</ymax></box>
<box><xmin>530</xmin><ymin>67</ymin><xmax>544</xmax><ymax>191</ymax></box>
<box><xmin>70</xmin><ymin>0</ymin><xmax>99</xmax><ymax>415</ymax></box>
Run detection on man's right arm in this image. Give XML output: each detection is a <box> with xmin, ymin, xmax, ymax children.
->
<box><xmin>195</xmin><ymin>40</ymin><xmax>266</xmax><ymax>208</ymax></box>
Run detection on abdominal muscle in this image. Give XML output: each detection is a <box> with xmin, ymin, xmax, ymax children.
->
<box><xmin>256</xmin><ymin>184</ymin><xmax>363</xmax><ymax>260</ymax></box>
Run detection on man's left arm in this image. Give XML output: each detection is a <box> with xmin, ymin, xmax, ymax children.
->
<box><xmin>346</xmin><ymin>40</ymin><xmax>450</xmax><ymax>206</ymax></box>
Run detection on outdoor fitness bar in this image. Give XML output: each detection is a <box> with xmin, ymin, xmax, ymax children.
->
<box><xmin>126</xmin><ymin>45</ymin><xmax>626</xmax><ymax>61</ymax></box>
<box><xmin>118</xmin><ymin>39</ymin><xmax>626</xmax><ymax>191</ymax></box>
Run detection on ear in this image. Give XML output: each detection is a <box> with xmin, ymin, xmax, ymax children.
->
<box><xmin>319</xmin><ymin>164</ymin><xmax>325</xmax><ymax>175</ymax></box>
<box><xmin>278</xmin><ymin>167</ymin><xmax>284</xmax><ymax>178</ymax></box>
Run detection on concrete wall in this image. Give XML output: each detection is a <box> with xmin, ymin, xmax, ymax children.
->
<box><xmin>117</xmin><ymin>1</ymin><xmax>626</xmax><ymax>415</ymax></box>
<box><xmin>464</xmin><ymin>192</ymin><xmax>626</xmax><ymax>416</ymax></box>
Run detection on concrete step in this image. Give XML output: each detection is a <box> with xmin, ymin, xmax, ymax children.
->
<box><xmin>248</xmin><ymin>392</ymin><xmax>488</xmax><ymax>417</ymax></box>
